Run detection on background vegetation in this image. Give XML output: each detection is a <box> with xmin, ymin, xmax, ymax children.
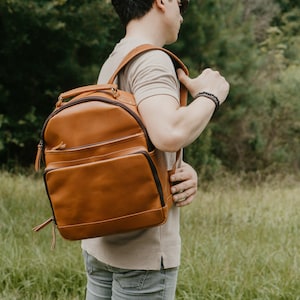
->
<box><xmin>0</xmin><ymin>0</ymin><xmax>299</xmax><ymax>176</ymax></box>
<box><xmin>1</xmin><ymin>171</ymin><xmax>300</xmax><ymax>299</ymax></box>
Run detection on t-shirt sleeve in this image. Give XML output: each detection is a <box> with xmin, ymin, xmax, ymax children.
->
<box><xmin>122</xmin><ymin>50</ymin><xmax>180</xmax><ymax>106</ymax></box>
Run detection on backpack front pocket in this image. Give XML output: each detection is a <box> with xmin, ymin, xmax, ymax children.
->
<box><xmin>44</xmin><ymin>151</ymin><xmax>167</xmax><ymax>239</ymax></box>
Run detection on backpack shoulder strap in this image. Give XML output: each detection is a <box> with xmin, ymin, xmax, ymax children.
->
<box><xmin>107</xmin><ymin>44</ymin><xmax>189</xmax><ymax>106</ymax></box>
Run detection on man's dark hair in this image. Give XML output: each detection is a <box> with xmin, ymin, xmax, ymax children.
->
<box><xmin>111</xmin><ymin>0</ymin><xmax>155</xmax><ymax>27</ymax></box>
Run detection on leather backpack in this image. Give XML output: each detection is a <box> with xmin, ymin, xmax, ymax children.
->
<box><xmin>33</xmin><ymin>44</ymin><xmax>188</xmax><ymax>243</ymax></box>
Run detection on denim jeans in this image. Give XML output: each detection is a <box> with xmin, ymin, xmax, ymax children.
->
<box><xmin>83</xmin><ymin>250</ymin><xmax>178</xmax><ymax>300</ymax></box>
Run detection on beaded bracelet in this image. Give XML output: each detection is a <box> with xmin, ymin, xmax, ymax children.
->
<box><xmin>194</xmin><ymin>91</ymin><xmax>220</xmax><ymax>114</ymax></box>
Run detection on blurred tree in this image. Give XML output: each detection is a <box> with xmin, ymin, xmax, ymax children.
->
<box><xmin>0</xmin><ymin>0</ymin><xmax>299</xmax><ymax>175</ymax></box>
<box><xmin>172</xmin><ymin>0</ymin><xmax>299</xmax><ymax>175</ymax></box>
<box><xmin>171</xmin><ymin>0</ymin><xmax>265</xmax><ymax>174</ymax></box>
<box><xmin>0</xmin><ymin>0</ymin><xmax>122</xmax><ymax>166</ymax></box>
<box><xmin>248</xmin><ymin>6</ymin><xmax>300</xmax><ymax>171</ymax></box>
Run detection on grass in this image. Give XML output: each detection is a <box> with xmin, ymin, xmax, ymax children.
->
<box><xmin>177</xmin><ymin>174</ymin><xmax>300</xmax><ymax>300</ymax></box>
<box><xmin>0</xmin><ymin>171</ymin><xmax>85</xmax><ymax>300</ymax></box>
<box><xmin>0</xmin><ymin>171</ymin><xmax>300</xmax><ymax>299</ymax></box>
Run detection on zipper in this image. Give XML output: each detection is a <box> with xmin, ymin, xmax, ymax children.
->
<box><xmin>134</xmin><ymin>151</ymin><xmax>165</xmax><ymax>207</ymax></box>
<box><xmin>39</xmin><ymin>96</ymin><xmax>154</xmax><ymax>152</ymax></box>
<box><xmin>44</xmin><ymin>149</ymin><xmax>166</xmax><ymax>214</ymax></box>
<box><xmin>47</xmin><ymin>133</ymin><xmax>142</xmax><ymax>153</ymax></box>
<box><xmin>42</xmin><ymin>172</ymin><xmax>58</xmax><ymax>226</ymax></box>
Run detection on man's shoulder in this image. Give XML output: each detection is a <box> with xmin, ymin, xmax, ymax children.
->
<box><xmin>134</xmin><ymin>48</ymin><xmax>173</xmax><ymax>65</ymax></box>
<box><xmin>98</xmin><ymin>39</ymin><xmax>174</xmax><ymax>83</ymax></box>
<box><xmin>127</xmin><ymin>48</ymin><xmax>175</xmax><ymax>81</ymax></box>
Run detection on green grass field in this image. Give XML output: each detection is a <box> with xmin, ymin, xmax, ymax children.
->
<box><xmin>1</xmin><ymin>171</ymin><xmax>300</xmax><ymax>299</ymax></box>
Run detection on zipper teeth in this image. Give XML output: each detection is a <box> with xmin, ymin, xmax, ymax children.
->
<box><xmin>140</xmin><ymin>151</ymin><xmax>165</xmax><ymax>207</ymax></box>
<box><xmin>43</xmin><ymin>173</ymin><xmax>57</xmax><ymax>225</ymax></box>
<box><xmin>40</xmin><ymin>96</ymin><xmax>154</xmax><ymax>151</ymax></box>
<box><xmin>49</xmin><ymin>133</ymin><xmax>141</xmax><ymax>152</ymax></box>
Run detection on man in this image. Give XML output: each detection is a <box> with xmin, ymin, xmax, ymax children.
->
<box><xmin>81</xmin><ymin>0</ymin><xmax>230</xmax><ymax>299</ymax></box>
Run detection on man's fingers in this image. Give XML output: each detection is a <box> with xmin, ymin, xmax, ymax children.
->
<box><xmin>176</xmin><ymin>68</ymin><xmax>189</xmax><ymax>86</ymax></box>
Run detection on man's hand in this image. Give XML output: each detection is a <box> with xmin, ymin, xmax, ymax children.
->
<box><xmin>170</xmin><ymin>162</ymin><xmax>198</xmax><ymax>207</ymax></box>
<box><xmin>177</xmin><ymin>68</ymin><xmax>230</xmax><ymax>104</ymax></box>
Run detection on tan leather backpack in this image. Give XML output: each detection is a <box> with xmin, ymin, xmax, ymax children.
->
<box><xmin>33</xmin><ymin>44</ymin><xmax>188</xmax><ymax>242</ymax></box>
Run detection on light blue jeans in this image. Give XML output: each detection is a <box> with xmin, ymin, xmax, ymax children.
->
<box><xmin>83</xmin><ymin>250</ymin><xmax>178</xmax><ymax>300</ymax></box>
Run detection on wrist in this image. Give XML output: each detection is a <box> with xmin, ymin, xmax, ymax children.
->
<box><xmin>194</xmin><ymin>91</ymin><xmax>220</xmax><ymax>114</ymax></box>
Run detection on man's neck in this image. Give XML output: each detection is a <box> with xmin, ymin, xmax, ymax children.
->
<box><xmin>125</xmin><ymin>12</ymin><xmax>166</xmax><ymax>47</ymax></box>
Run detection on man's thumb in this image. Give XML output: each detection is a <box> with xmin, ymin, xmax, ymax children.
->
<box><xmin>176</xmin><ymin>68</ymin><xmax>189</xmax><ymax>86</ymax></box>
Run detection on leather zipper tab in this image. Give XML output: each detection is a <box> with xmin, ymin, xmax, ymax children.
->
<box><xmin>32</xmin><ymin>217</ymin><xmax>53</xmax><ymax>232</ymax></box>
<box><xmin>35</xmin><ymin>141</ymin><xmax>43</xmax><ymax>171</ymax></box>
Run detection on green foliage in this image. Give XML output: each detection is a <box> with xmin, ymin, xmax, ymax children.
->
<box><xmin>0</xmin><ymin>0</ymin><xmax>299</xmax><ymax>175</ymax></box>
<box><xmin>173</xmin><ymin>0</ymin><xmax>264</xmax><ymax>174</ymax></box>
<box><xmin>176</xmin><ymin>0</ymin><xmax>300</xmax><ymax>175</ymax></box>
<box><xmin>240</xmin><ymin>6</ymin><xmax>300</xmax><ymax>172</ymax></box>
<box><xmin>0</xmin><ymin>0</ymin><xmax>122</xmax><ymax>166</ymax></box>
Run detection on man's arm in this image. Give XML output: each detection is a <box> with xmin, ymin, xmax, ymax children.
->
<box><xmin>138</xmin><ymin>68</ymin><xmax>230</xmax><ymax>152</ymax></box>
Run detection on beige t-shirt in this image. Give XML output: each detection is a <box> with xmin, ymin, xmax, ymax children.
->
<box><xmin>81</xmin><ymin>37</ymin><xmax>182</xmax><ymax>270</ymax></box>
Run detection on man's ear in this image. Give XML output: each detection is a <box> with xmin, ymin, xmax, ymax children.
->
<box><xmin>154</xmin><ymin>0</ymin><xmax>166</xmax><ymax>13</ymax></box>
